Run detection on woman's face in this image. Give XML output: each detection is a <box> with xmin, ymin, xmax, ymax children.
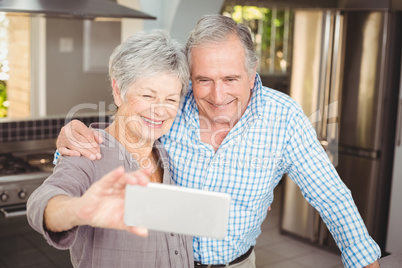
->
<box><xmin>113</xmin><ymin>73</ymin><xmax>182</xmax><ymax>146</ymax></box>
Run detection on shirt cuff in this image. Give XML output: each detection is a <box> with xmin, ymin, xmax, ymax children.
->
<box><xmin>341</xmin><ymin>236</ymin><xmax>381</xmax><ymax>268</ymax></box>
<box><xmin>53</xmin><ymin>150</ymin><xmax>60</xmax><ymax>165</ymax></box>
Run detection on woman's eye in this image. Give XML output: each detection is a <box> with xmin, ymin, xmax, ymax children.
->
<box><xmin>168</xmin><ymin>99</ymin><xmax>178</xmax><ymax>103</ymax></box>
<box><xmin>143</xmin><ymin>95</ymin><xmax>152</xmax><ymax>98</ymax></box>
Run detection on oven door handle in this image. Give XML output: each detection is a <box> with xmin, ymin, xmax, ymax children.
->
<box><xmin>0</xmin><ymin>207</ymin><xmax>27</xmax><ymax>218</ymax></box>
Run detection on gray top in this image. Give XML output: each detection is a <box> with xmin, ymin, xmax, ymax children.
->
<box><xmin>27</xmin><ymin>129</ymin><xmax>194</xmax><ymax>268</ymax></box>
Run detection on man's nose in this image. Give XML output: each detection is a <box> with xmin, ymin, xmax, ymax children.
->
<box><xmin>211</xmin><ymin>82</ymin><xmax>226</xmax><ymax>104</ymax></box>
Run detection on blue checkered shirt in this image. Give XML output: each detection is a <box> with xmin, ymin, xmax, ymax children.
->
<box><xmin>159</xmin><ymin>74</ymin><xmax>381</xmax><ymax>267</ymax></box>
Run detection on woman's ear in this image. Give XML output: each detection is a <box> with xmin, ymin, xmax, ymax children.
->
<box><xmin>112</xmin><ymin>79</ymin><xmax>123</xmax><ymax>107</ymax></box>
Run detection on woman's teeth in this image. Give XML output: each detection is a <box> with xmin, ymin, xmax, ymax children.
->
<box><xmin>141</xmin><ymin>117</ymin><xmax>162</xmax><ymax>125</ymax></box>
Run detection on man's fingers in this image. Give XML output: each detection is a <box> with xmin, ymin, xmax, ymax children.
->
<box><xmin>58</xmin><ymin>120</ymin><xmax>102</xmax><ymax>160</ymax></box>
<box><xmin>67</xmin><ymin>128</ymin><xmax>100</xmax><ymax>150</ymax></box>
<box><xmin>92</xmin><ymin>130</ymin><xmax>104</xmax><ymax>145</ymax></box>
<box><xmin>74</xmin><ymin>124</ymin><xmax>101</xmax><ymax>148</ymax></box>
<box><xmin>60</xmin><ymin>142</ymin><xmax>98</xmax><ymax>161</ymax></box>
<box><xmin>68</xmin><ymin>133</ymin><xmax>101</xmax><ymax>159</ymax></box>
<box><xmin>58</xmin><ymin>147</ymin><xmax>81</xmax><ymax>157</ymax></box>
<box><xmin>90</xmin><ymin>130</ymin><xmax>103</xmax><ymax>160</ymax></box>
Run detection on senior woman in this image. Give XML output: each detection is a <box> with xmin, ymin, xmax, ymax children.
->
<box><xmin>26</xmin><ymin>29</ymin><xmax>193</xmax><ymax>268</ymax></box>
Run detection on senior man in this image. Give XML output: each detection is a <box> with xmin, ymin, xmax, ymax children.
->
<box><xmin>56</xmin><ymin>15</ymin><xmax>381</xmax><ymax>268</ymax></box>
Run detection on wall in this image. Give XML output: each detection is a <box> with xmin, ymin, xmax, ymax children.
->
<box><xmin>120</xmin><ymin>0</ymin><xmax>224</xmax><ymax>44</ymax></box>
<box><xmin>118</xmin><ymin>0</ymin><xmax>143</xmax><ymax>41</ymax></box>
<box><xmin>7</xmin><ymin>17</ymin><xmax>31</xmax><ymax>118</ymax></box>
<box><xmin>0</xmin><ymin>114</ymin><xmax>111</xmax><ymax>143</ymax></box>
<box><xmin>45</xmin><ymin>18</ymin><xmax>116</xmax><ymax>117</ymax></box>
<box><xmin>167</xmin><ymin>0</ymin><xmax>225</xmax><ymax>44</ymax></box>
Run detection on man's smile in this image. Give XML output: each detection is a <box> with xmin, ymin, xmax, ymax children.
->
<box><xmin>207</xmin><ymin>99</ymin><xmax>235</xmax><ymax>108</ymax></box>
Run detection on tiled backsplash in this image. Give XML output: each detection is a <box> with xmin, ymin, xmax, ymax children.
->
<box><xmin>0</xmin><ymin>115</ymin><xmax>112</xmax><ymax>142</ymax></box>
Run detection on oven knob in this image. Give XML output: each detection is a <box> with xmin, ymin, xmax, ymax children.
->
<box><xmin>18</xmin><ymin>190</ymin><xmax>27</xmax><ymax>200</ymax></box>
<box><xmin>0</xmin><ymin>193</ymin><xmax>8</xmax><ymax>202</ymax></box>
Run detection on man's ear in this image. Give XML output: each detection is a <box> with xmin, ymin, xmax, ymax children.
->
<box><xmin>112</xmin><ymin>79</ymin><xmax>123</xmax><ymax>107</ymax></box>
<box><xmin>249</xmin><ymin>64</ymin><xmax>257</xmax><ymax>89</ymax></box>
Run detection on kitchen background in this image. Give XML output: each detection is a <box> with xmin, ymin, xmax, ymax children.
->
<box><xmin>0</xmin><ymin>0</ymin><xmax>401</xmax><ymax>267</ymax></box>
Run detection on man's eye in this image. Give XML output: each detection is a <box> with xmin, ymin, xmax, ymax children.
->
<box><xmin>167</xmin><ymin>99</ymin><xmax>178</xmax><ymax>103</ymax></box>
<box><xmin>143</xmin><ymin>95</ymin><xmax>152</xmax><ymax>98</ymax></box>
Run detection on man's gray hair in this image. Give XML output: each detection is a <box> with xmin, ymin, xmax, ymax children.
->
<box><xmin>186</xmin><ymin>14</ymin><xmax>258</xmax><ymax>77</ymax></box>
<box><xmin>109</xmin><ymin>29</ymin><xmax>189</xmax><ymax>100</ymax></box>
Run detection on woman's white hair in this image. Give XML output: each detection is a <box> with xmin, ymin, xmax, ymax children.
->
<box><xmin>109</xmin><ymin>29</ymin><xmax>189</xmax><ymax>100</ymax></box>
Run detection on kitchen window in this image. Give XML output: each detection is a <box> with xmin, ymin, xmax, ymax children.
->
<box><xmin>0</xmin><ymin>13</ymin><xmax>9</xmax><ymax>118</ymax></box>
<box><xmin>221</xmin><ymin>1</ymin><xmax>294</xmax><ymax>93</ymax></box>
<box><xmin>221</xmin><ymin>2</ymin><xmax>293</xmax><ymax>75</ymax></box>
<box><xmin>0</xmin><ymin>14</ymin><xmax>32</xmax><ymax>119</ymax></box>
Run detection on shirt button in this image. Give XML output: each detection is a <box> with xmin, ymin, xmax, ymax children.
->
<box><xmin>174</xmin><ymin>250</ymin><xmax>178</xmax><ymax>255</ymax></box>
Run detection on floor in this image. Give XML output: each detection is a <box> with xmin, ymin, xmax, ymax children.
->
<box><xmin>0</xmin><ymin>232</ymin><xmax>71</xmax><ymax>268</ymax></box>
<box><xmin>254</xmin><ymin>183</ymin><xmax>344</xmax><ymax>268</ymax></box>
<box><xmin>0</xmin><ymin>212</ymin><xmax>72</xmax><ymax>268</ymax></box>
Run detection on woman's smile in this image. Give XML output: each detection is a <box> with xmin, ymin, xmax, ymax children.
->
<box><xmin>140</xmin><ymin>116</ymin><xmax>164</xmax><ymax>128</ymax></box>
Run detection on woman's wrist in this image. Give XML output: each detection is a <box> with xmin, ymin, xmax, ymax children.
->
<box><xmin>44</xmin><ymin>195</ymin><xmax>81</xmax><ymax>232</ymax></box>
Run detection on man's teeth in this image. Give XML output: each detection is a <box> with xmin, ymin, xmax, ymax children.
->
<box><xmin>141</xmin><ymin>117</ymin><xmax>162</xmax><ymax>125</ymax></box>
<box><xmin>210</xmin><ymin>99</ymin><xmax>234</xmax><ymax>108</ymax></box>
<box><xmin>212</xmin><ymin>102</ymin><xmax>231</xmax><ymax>108</ymax></box>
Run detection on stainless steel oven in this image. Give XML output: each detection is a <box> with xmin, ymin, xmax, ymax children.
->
<box><xmin>0</xmin><ymin>139</ymin><xmax>72</xmax><ymax>268</ymax></box>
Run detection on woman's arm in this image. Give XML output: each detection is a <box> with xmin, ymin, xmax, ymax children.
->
<box><xmin>44</xmin><ymin>195</ymin><xmax>80</xmax><ymax>232</ymax></box>
<box><xmin>43</xmin><ymin>166</ymin><xmax>151</xmax><ymax>236</ymax></box>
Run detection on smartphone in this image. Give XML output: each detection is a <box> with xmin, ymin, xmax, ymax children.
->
<box><xmin>124</xmin><ymin>183</ymin><xmax>231</xmax><ymax>239</ymax></box>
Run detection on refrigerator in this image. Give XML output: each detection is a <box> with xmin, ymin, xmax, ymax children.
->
<box><xmin>280</xmin><ymin>9</ymin><xmax>402</xmax><ymax>253</ymax></box>
<box><xmin>386</xmin><ymin>54</ymin><xmax>402</xmax><ymax>254</ymax></box>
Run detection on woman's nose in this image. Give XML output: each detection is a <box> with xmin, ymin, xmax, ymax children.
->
<box><xmin>151</xmin><ymin>104</ymin><xmax>168</xmax><ymax>117</ymax></box>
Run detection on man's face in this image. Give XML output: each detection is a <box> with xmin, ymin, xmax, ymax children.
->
<box><xmin>190</xmin><ymin>34</ymin><xmax>256</xmax><ymax>126</ymax></box>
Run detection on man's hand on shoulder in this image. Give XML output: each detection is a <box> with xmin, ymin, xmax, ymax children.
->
<box><xmin>57</xmin><ymin>119</ymin><xmax>103</xmax><ymax>160</ymax></box>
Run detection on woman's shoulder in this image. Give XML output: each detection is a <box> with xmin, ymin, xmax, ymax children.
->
<box><xmin>57</xmin><ymin>154</ymin><xmax>95</xmax><ymax>172</ymax></box>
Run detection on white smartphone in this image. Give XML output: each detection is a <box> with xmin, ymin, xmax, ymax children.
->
<box><xmin>124</xmin><ymin>183</ymin><xmax>231</xmax><ymax>239</ymax></box>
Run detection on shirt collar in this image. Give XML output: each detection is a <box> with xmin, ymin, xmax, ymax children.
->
<box><xmin>248</xmin><ymin>73</ymin><xmax>264</xmax><ymax>118</ymax></box>
<box><xmin>182</xmin><ymin>80</ymin><xmax>199</xmax><ymax>126</ymax></box>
